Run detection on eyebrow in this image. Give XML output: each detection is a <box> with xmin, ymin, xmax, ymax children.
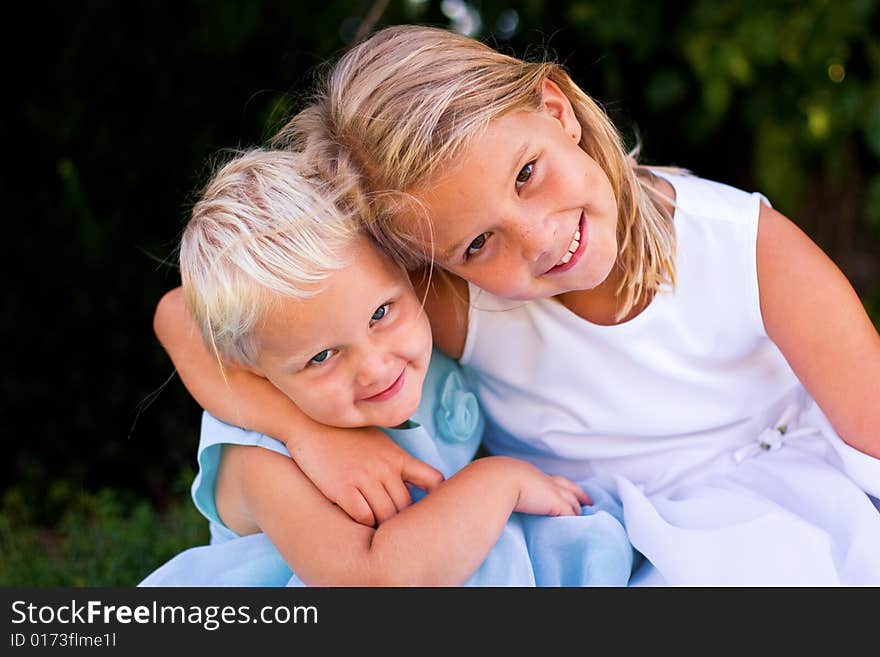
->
<box><xmin>275</xmin><ymin>333</ymin><xmax>339</xmax><ymax>372</ymax></box>
<box><xmin>279</xmin><ymin>348</ymin><xmax>321</xmax><ymax>372</ymax></box>
<box><xmin>439</xmin><ymin>141</ymin><xmax>529</xmax><ymax>262</ymax></box>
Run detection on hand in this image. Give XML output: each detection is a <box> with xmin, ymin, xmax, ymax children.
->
<box><xmin>503</xmin><ymin>458</ymin><xmax>592</xmax><ymax>517</ymax></box>
<box><xmin>285</xmin><ymin>425</ymin><xmax>445</xmax><ymax>527</ymax></box>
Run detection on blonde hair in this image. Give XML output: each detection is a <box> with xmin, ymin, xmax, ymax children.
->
<box><xmin>179</xmin><ymin>149</ymin><xmax>360</xmax><ymax>368</ymax></box>
<box><xmin>275</xmin><ymin>25</ymin><xmax>677</xmax><ymax>318</ymax></box>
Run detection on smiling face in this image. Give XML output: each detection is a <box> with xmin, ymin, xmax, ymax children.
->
<box><xmin>407</xmin><ymin>81</ymin><xmax>620</xmax><ymax>302</ymax></box>
<box><xmin>250</xmin><ymin>236</ymin><xmax>433</xmax><ymax>429</ymax></box>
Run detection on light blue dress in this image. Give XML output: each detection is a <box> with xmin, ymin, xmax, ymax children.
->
<box><xmin>139</xmin><ymin>351</ymin><xmax>635</xmax><ymax>587</ymax></box>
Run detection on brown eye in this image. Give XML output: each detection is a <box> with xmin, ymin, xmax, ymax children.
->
<box><xmin>465</xmin><ymin>233</ymin><xmax>489</xmax><ymax>259</ymax></box>
<box><xmin>516</xmin><ymin>162</ymin><xmax>534</xmax><ymax>186</ymax></box>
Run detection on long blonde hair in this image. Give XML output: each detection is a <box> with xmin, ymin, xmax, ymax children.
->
<box><xmin>275</xmin><ymin>25</ymin><xmax>676</xmax><ymax>317</ymax></box>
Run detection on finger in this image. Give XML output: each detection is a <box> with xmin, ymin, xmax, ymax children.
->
<box><xmin>552</xmin><ymin>496</ymin><xmax>579</xmax><ymax>517</ymax></box>
<box><xmin>552</xmin><ymin>476</ymin><xmax>593</xmax><ymax>506</ymax></box>
<box><xmin>384</xmin><ymin>477</ymin><xmax>412</xmax><ymax>512</ymax></box>
<box><xmin>402</xmin><ymin>457</ymin><xmax>445</xmax><ymax>492</ymax></box>
<box><xmin>562</xmin><ymin>489</ymin><xmax>584</xmax><ymax>516</ymax></box>
<box><xmin>574</xmin><ymin>487</ymin><xmax>593</xmax><ymax>506</ymax></box>
<box><xmin>336</xmin><ymin>487</ymin><xmax>376</xmax><ymax>527</ymax></box>
<box><xmin>361</xmin><ymin>483</ymin><xmax>399</xmax><ymax>526</ymax></box>
<box><xmin>549</xmin><ymin>486</ymin><xmax>582</xmax><ymax>516</ymax></box>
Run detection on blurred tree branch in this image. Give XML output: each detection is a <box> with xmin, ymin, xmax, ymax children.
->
<box><xmin>354</xmin><ymin>0</ymin><xmax>390</xmax><ymax>43</ymax></box>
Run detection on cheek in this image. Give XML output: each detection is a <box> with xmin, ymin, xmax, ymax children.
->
<box><xmin>470</xmin><ymin>261</ymin><xmax>535</xmax><ymax>300</ymax></box>
<box><xmin>287</xmin><ymin>376</ymin><xmax>352</xmax><ymax>415</ymax></box>
<box><xmin>585</xmin><ymin>160</ymin><xmax>616</xmax><ymax>211</ymax></box>
<box><xmin>417</xmin><ymin>311</ymin><xmax>433</xmax><ymax>351</ymax></box>
<box><xmin>397</xmin><ymin>313</ymin><xmax>433</xmax><ymax>362</ymax></box>
<box><xmin>553</xmin><ymin>153</ymin><xmax>590</xmax><ymax>199</ymax></box>
<box><xmin>448</xmin><ymin>256</ymin><xmax>501</xmax><ymax>291</ymax></box>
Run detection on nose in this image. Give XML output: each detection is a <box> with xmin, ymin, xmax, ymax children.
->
<box><xmin>513</xmin><ymin>212</ymin><xmax>557</xmax><ymax>265</ymax></box>
<box><xmin>354</xmin><ymin>341</ymin><xmax>394</xmax><ymax>388</ymax></box>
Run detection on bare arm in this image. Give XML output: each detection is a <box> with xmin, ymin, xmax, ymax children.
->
<box><xmin>757</xmin><ymin>203</ymin><xmax>880</xmax><ymax>457</ymax></box>
<box><xmin>154</xmin><ymin>288</ymin><xmax>307</xmax><ymax>441</ymax></box>
<box><xmin>221</xmin><ymin>445</ymin><xmax>588</xmax><ymax>586</ymax></box>
<box><xmin>153</xmin><ymin>287</ymin><xmax>444</xmax><ymax>525</ymax></box>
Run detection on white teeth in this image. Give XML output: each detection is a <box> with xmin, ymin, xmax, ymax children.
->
<box><xmin>553</xmin><ymin>224</ymin><xmax>582</xmax><ymax>268</ymax></box>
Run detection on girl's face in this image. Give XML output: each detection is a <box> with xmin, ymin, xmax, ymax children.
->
<box><xmin>251</xmin><ymin>236</ymin><xmax>432</xmax><ymax>429</ymax></box>
<box><xmin>408</xmin><ymin>81</ymin><xmax>619</xmax><ymax>301</ymax></box>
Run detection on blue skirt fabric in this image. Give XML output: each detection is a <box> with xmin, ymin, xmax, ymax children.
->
<box><xmin>139</xmin><ymin>352</ymin><xmax>634</xmax><ymax>587</ymax></box>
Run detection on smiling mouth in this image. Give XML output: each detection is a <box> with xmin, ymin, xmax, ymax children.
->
<box><xmin>361</xmin><ymin>368</ymin><xmax>407</xmax><ymax>402</ymax></box>
<box><xmin>546</xmin><ymin>212</ymin><xmax>586</xmax><ymax>274</ymax></box>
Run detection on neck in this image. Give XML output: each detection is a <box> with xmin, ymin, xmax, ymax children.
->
<box><xmin>555</xmin><ymin>264</ymin><xmax>649</xmax><ymax>326</ymax></box>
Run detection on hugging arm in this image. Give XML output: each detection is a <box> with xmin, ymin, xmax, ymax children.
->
<box><xmin>153</xmin><ymin>287</ymin><xmax>444</xmax><ymax>526</ymax></box>
<box><xmin>220</xmin><ymin>444</ymin><xmax>589</xmax><ymax>586</ymax></box>
<box><xmin>757</xmin><ymin>203</ymin><xmax>880</xmax><ymax>457</ymax></box>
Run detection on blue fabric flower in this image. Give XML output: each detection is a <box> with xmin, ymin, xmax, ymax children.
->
<box><xmin>434</xmin><ymin>370</ymin><xmax>480</xmax><ymax>443</ymax></box>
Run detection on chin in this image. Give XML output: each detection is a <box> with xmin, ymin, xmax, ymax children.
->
<box><xmin>583</xmin><ymin>264</ymin><xmax>615</xmax><ymax>291</ymax></box>
<box><xmin>375</xmin><ymin>408</ymin><xmax>415</xmax><ymax>429</ymax></box>
<box><xmin>377</xmin><ymin>390</ymin><xmax>423</xmax><ymax>428</ymax></box>
<box><xmin>574</xmin><ymin>244</ymin><xmax>617</xmax><ymax>291</ymax></box>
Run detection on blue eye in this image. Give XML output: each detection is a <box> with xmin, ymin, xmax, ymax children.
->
<box><xmin>309</xmin><ymin>349</ymin><xmax>333</xmax><ymax>365</ymax></box>
<box><xmin>516</xmin><ymin>161</ymin><xmax>534</xmax><ymax>186</ymax></box>
<box><xmin>465</xmin><ymin>233</ymin><xmax>488</xmax><ymax>259</ymax></box>
<box><xmin>372</xmin><ymin>303</ymin><xmax>390</xmax><ymax>322</ymax></box>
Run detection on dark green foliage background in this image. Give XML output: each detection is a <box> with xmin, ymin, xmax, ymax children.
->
<box><xmin>4</xmin><ymin>0</ymin><xmax>878</xmax><ymax>584</ymax></box>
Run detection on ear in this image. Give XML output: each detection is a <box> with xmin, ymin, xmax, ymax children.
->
<box><xmin>540</xmin><ymin>79</ymin><xmax>582</xmax><ymax>144</ymax></box>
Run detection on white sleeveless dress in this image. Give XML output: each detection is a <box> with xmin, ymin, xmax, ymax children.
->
<box><xmin>460</xmin><ymin>172</ymin><xmax>880</xmax><ymax>586</ymax></box>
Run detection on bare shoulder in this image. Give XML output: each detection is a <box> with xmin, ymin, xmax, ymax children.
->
<box><xmin>215</xmin><ymin>443</ymin><xmax>384</xmax><ymax>583</ymax></box>
<box><xmin>756</xmin><ymin>200</ymin><xmax>877</xmax><ymax>354</ymax></box>
<box><xmin>216</xmin><ymin>441</ymin><xmax>370</xmax><ymax>532</ymax></box>
<box><xmin>410</xmin><ymin>267</ymin><xmax>470</xmax><ymax>360</ymax></box>
<box><xmin>214</xmin><ymin>444</ymin><xmax>257</xmax><ymax>536</ymax></box>
<box><xmin>215</xmin><ymin>444</ymin><xmax>311</xmax><ymax>536</ymax></box>
<box><xmin>756</xmin><ymin>203</ymin><xmax>846</xmax><ymax>321</ymax></box>
<box><xmin>756</xmin><ymin>202</ymin><xmax>852</xmax><ymax>335</ymax></box>
<box><xmin>222</xmin><ymin>443</ymin><xmax>311</xmax><ymax>494</ymax></box>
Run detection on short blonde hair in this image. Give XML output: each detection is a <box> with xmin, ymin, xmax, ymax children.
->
<box><xmin>275</xmin><ymin>25</ymin><xmax>676</xmax><ymax>318</ymax></box>
<box><xmin>180</xmin><ymin>149</ymin><xmax>360</xmax><ymax>367</ymax></box>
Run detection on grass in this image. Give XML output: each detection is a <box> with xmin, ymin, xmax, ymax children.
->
<box><xmin>0</xmin><ymin>470</ymin><xmax>208</xmax><ymax>586</ymax></box>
